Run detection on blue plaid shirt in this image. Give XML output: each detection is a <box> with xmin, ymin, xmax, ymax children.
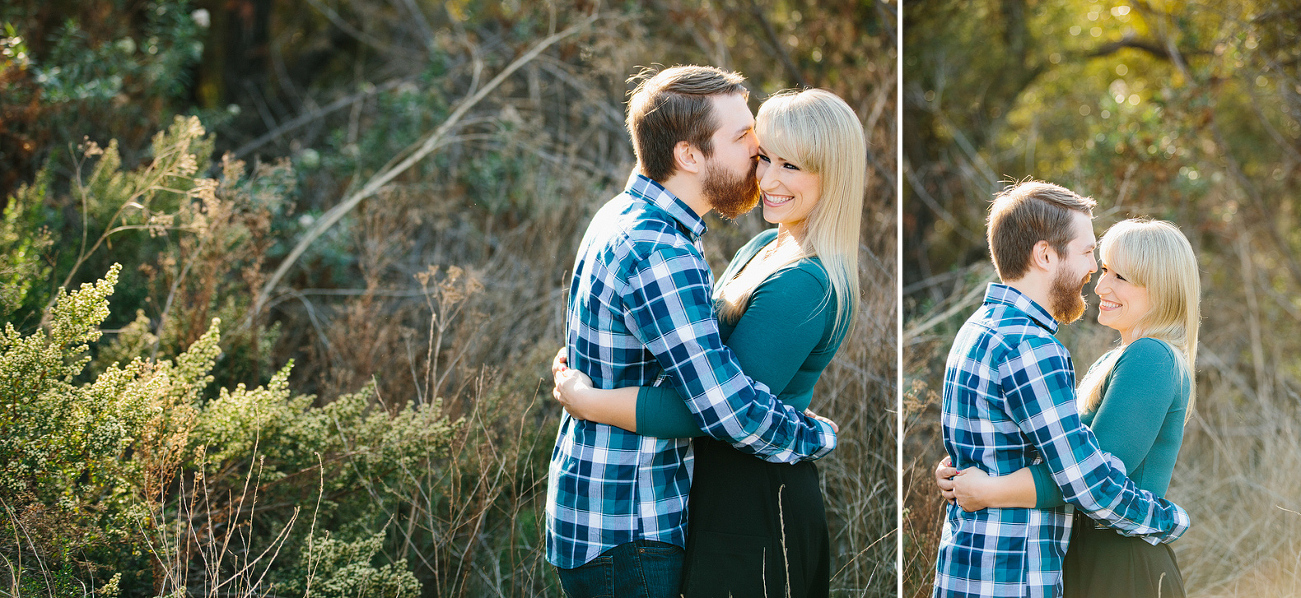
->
<box><xmin>545</xmin><ymin>175</ymin><xmax>837</xmax><ymax>569</ymax></box>
<box><xmin>933</xmin><ymin>284</ymin><xmax>1190</xmax><ymax>598</ymax></box>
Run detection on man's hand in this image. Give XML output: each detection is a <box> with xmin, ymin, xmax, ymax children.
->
<box><xmin>935</xmin><ymin>456</ymin><xmax>960</xmax><ymax>504</ymax></box>
<box><xmin>549</xmin><ymin>346</ymin><xmax>594</xmax><ymax>420</ymax></box>
<box><xmin>949</xmin><ymin>467</ymin><xmax>995</xmax><ymax>512</ymax></box>
<box><xmin>551</xmin><ymin>347</ymin><xmax>567</xmax><ymax>376</ymax></box>
<box><xmin>552</xmin><ymin>367</ymin><xmax>597</xmax><ymax>420</ymax></box>
<box><xmin>803</xmin><ymin>408</ymin><xmax>839</xmax><ymax>434</ymax></box>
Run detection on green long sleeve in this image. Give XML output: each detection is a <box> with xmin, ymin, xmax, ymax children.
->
<box><xmin>635</xmin><ymin>232</ymin><xmax>841</xmax><ymax>438</ymax></box>
<box><xmin>1032</xmin><ymin>337</ymin><xmax>1189</xmax><ymax>508</ymax></box>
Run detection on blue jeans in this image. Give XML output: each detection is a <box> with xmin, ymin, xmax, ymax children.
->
<box><xmin>556</xmin><ymin>540</ymin><xmax>685</xmax><ymax>598</ymax></box>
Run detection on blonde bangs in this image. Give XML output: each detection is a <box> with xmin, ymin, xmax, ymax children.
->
<box><xmin>1098</xmin><ymin>225</ymin><xmax>1143</xmax><ymax>286</ymax></box>
<box><xmin>755</xmin><ymin>91</ymin><xmax>822</xmax><ymax>173</ymax></box>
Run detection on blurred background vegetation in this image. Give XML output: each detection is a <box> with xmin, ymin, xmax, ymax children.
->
<box><xmin>0</xmin><ymin>0</ymin><xmax>896</xmax><ymax>596</ymax></box>
<box><xmin>902</xmin><ymin>1</ymin><xmax>1301</xmax><ymax>597</ymax></box>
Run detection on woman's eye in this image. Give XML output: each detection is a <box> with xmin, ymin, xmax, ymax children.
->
<box><xmin>758</xmin><ymin>154</ymin><xmax>771</xmax><ymax>163</ymax></box>
<box><xmin>783</xmin><ymin>162</ymin><xmax>801</xmax><ymax>170</ymax></box>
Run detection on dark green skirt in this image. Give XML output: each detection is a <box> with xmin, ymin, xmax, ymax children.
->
<box><xmin>1063</xmin><ymin>514</ymin><xmax>1186</xmax><ymax>598</ymax></box>
<box><xmin>678</xmin><ymin>436</ymin><xmax>830</xmax><ymax>598</ymax></box>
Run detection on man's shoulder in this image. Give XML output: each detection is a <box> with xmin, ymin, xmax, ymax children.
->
<box><xmin>589</xmin><ymin>193</ymin><xmax>701</xmax><ymax>261</ymax></box>
<box><xmin>985</xmin><ymin>302</ymin><xmax>1063</xmax><ymax>347</ymax></box>
<box><xmin>955</xmin><ymin>303</ymin><xmax>1067</xmax><ymax>363</ymax></box>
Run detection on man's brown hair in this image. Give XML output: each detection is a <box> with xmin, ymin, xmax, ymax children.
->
<box><xmin>625</xmin><ymin>65</ymin><xmax>748</xmax><ymax>182</ymax></box>
<box><xmin>987</xmin><ymin>181</ymin><xmax>1097</xmax><ymax>281</ymax></box>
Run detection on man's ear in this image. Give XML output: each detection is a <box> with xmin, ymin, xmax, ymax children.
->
<box><xmin>673</xmin><ymin>140</ymin><xmax>703</xmax><ymax>175</ymax></box>
<box><xmin>1030</xmin><ymin>240</ymin><xmax>1055</xmax><ymax>272</ymax></box>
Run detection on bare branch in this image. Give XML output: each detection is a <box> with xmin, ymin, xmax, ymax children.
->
<box><xmin>303</xmin><ymin>0</ymin><xmax>400</xmax><ymax>54</ymax></box>
<box><xmin>249</xmin><ymin>12</ymin><xmax>600</xmax><ymax>322</ymax></box>
<box><xmin>233</xmin><ymin>77</ymin><xmax>414</xmax><ymax>159</ymax></box>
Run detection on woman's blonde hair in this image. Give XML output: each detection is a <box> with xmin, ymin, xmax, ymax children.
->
<box><xmin>714</xmin><ymin>88</ymin><xmax>866</xmax><ymax>337</ymax></box>
<box><xmin>1077</xmin><ymin>219</ymin><xmax>1201</xmax><ymax>420</ymax></box>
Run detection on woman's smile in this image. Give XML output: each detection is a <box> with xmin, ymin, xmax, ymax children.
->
<box><xmin>763</xmin><ymin>193</ymin><xmax>794</xmax><ymax>207</ymax></box>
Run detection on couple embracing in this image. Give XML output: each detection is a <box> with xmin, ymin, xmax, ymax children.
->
<box><xmin>932</xmin><ymin>181</ymin><xmax>1201</xmax><ymax>598</ymax></box>
<box><xmin>544</xmin><ymin>65</ymin><xmax>868</xmax><ymax>597</ymax></box>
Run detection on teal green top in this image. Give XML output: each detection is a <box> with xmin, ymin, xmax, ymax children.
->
<box><xmin>1030</xmin><ymin>337</ymin><xmax>1190</xmax><ymax>508</ymax></box>
<box><xmin>634</xmin><ymin>229</ymin><xmax>847</xmax><ymax>438</ymax></box>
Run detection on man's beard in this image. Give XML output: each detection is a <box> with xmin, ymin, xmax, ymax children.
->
<box><xmin>701</xmin><ymin>158</ymin><xmax>760</xmax><ymax>219</ymax></box>
<box><xmin>1049</xmin><ymin>266</ymin><xmax>1090</xmax><ymax>324</ymax></box>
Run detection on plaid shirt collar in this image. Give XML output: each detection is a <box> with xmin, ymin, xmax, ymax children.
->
<box><xmin>985</xmin><ymin>283</ymin><xmax>1059</xmax><ymax>336</ymax></box>
<box><xmin>626</xmin><ymin>173</ymin><xmax>707</xmax><ymax>241</ymax></box>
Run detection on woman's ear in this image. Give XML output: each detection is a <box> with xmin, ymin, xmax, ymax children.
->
<box><xmin>673</xmin><ymin>140</ymin><xmax>702</xmax><ymax>175</ymax></box>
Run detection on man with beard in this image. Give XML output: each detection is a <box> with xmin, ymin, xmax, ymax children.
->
<box><xmin>546</xmin><ymin>65</ymin><xmax>837</xmax><ymax>597</ymax></box>
<box><xmin>931</xmin><ymin>181</ymin><xmax>1190</xmax><ymax>598</ymax></box>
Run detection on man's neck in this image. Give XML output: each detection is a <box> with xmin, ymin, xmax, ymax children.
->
<box><xmin>1002</xmin><ymin>276</ymin><xmax>1051</xmax><ymax>312</ymax></box>
<box><xmin>657</xmin><ymin>172</ymin><xmax>711</xmax><ymax>219</ymax></box>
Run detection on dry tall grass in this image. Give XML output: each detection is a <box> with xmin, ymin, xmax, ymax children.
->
<box><xmin>821</xmin><ymin>207</ymin><xmax>898</xmax><ymax>594</ymax></box>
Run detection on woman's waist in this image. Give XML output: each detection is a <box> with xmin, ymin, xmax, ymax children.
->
<box><xmin>692</xmin><ymin>436</ymin><xmax>820</xmax><ymax>475</ymax></box>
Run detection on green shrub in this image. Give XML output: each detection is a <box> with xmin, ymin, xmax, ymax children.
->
<box><xmin>0</xmin><ymin>259</ymin><xmax>461</xmax><ymax>595</ymax></box>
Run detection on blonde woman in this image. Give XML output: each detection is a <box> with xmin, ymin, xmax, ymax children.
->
<box><xmin>552</xmin><ymin>88</ymin><xmax>865</xmax><ymax>598</ymax></box>
<box><xmin>937</xmin><ymin>219</ymin><xmax>1199</xmax><ymax>598</ymax></box>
